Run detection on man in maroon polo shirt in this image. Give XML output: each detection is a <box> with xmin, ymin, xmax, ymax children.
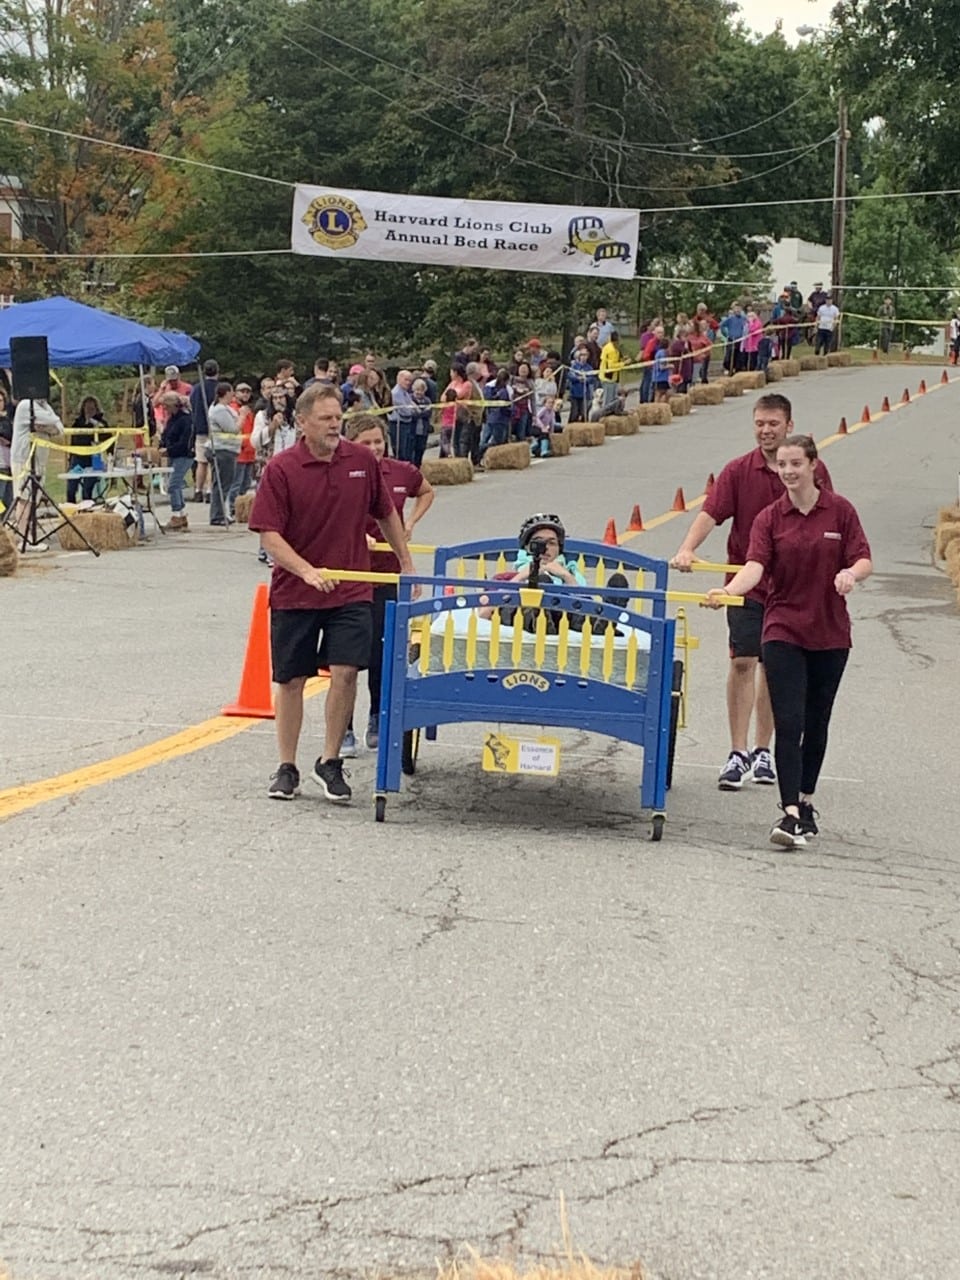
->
<box><xmin>249</xmin><ymin>383</ymin><xmax>415</xmax><ymax>804</ymax></box>
<box><xmin>671</xmin><ymin>393</ymin><xmax>832</xmax><ymax>790</ymax></box>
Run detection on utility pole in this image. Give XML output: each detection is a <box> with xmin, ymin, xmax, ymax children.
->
<box><xmin>831</xmin><ymin>95</ymin><xmax>849</xmax><ymax>348</ymax></box>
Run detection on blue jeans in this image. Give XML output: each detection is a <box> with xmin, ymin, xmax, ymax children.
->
<box><xmin>168</xmin><ymin>455</ymin><xmax>193</xmax><ymax>513</ymax></box>
<box><xmin>227</xmin><ymin>461</ymin><xmax>254</xmax><ymax>514</ymax></box>
<box><xmin>640</xmin><ymin>367</ymin><xmax>654</xmax><ymax>402</ymax></box>
<box><xmin>512</xmin><ymin>411</ymin><xmax>531</xmax><ymax>441</ymax></box>
<box><xmin>479</xmin><ymin>419</ymin><xmax>508</xmax><ymax>454</ymax></box>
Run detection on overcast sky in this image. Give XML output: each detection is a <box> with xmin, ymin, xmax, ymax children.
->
<box><xmin>734</xmin><ymin>0</ymin><xmax>835</xmax><ymax>40</ymax></box>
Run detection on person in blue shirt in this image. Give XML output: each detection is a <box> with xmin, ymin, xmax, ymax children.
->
<box><xmin>719</xmin><ymin>304</ymin><xmax>748</xmax><ymax>374</ymax></box>
<box><xmin>567</xmin><ymin>345</ymin><xmax>599</xmax><ymax>422</ymax></box>
<box><xmin>652</xmin><ymin>338</ymin><xmax>672</xmax><ymax>401</ymax></box>
<box><xmin>479</xmin><ymin>369</ymin><xmax>513</xmax><ymax>458</ymax></box>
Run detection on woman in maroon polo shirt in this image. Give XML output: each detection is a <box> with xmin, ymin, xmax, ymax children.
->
<box><xmin>706</xmin><ymin>435</ymin><xmax>872</xmax><ymax>849</ymax></box>
<box><xmin>343</xmin><ymin>414</ymin><xmax>434</xmax><ymax>752</ymax></box>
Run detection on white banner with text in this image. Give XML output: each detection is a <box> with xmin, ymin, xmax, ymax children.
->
<box><xmin>291</xmin><ymin>186</ymin><xmax>640</xmax><ymax>279</ymax></box>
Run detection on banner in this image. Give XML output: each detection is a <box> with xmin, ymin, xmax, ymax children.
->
<box><xmin>291</xmin><ymin>186</ymin><xmax>640</xmax><ymax>280</ymax></box>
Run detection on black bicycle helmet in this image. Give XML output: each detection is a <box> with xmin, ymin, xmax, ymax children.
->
<box><xmin>518</xmin><ymin>512</ymin><xmax>566</xmax><ymax>552</ymax></box>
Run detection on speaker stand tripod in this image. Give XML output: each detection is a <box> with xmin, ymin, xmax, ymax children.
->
<box><xmin>0</xmin><ymin>400</ymin><xmax>100</xmax><ymax>557</ymax></box>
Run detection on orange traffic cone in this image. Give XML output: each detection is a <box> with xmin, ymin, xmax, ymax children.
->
<box><xmin>941</xmin><ymin>369</ymin><xmax>950</xmax><ymax>385</ymax></box>
<box><xmin>881</xmin><ymin>395</ymin><xmax>890</xmax><ymax>412</ymax></box>
<box><xmin>838</xmin><ymin>416</ymin><xmax>848</xmax><ymax>435</ymax></box>
<box><xmin>860</xmin><ymin>405</ymin><xmax>871</xmax><ymax>423</ymax></box>
<box><xmin>918</xmin><ymin>379</ymin><xmax>927</xmax><ymax>395</ymax></box>
<box><xmin>672</xmin><ymin>487</ymin><xmax>686</xmax><ymax>512</ymax></box>
<box><xmin>222</xmin><ymin>583</ymin><xmax>275</xmax><ymax>718</ymax></box>
<box><xmin>603</xmin><ymin>517</ymin><xmax>618</xmax><ymax>545</ymax></box>
<box><xmin>628</xmin><ymin>504</ymin><xmax>644</xmax><ymax>531</ymax></box>
<box><xmin>901</xmin><ymin>388</ymin><xmax>910</xmax><ymax>404</ymax></box>
<box><xmin>705</xmin><ymin>472</ymin><xmax>716</xmax><ymax>494</ymax></box>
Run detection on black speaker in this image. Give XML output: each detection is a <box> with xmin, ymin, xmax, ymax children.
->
<box><xmin>11</xmin><ymin>335</ymin><xmax>51</xmax><ymax>401</ymax></box>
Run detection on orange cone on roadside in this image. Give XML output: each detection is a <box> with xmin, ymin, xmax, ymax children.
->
<box><xmin>222</xmin><ymin>583</ymin><xmax>275</xmax><ymax>719</ymax></box>
<box><xmin>941</xmin><ymin>369</ymin><xmax>950</xmax><ymax>385</ymax></box>
<box><xmin>860</xmin><ymin>405</ymin><xmax>871</xmax><ymax>423</ymax></box>
<box><xmin>628</xmin><ymin>504</ymin><xmax>644</xmax><ymax>531</ymax></box>
<box><xmin>603</xmin><ymin>517</ymin><xmax>618</xmax><ymax>545</ymax></box>
<box><xmin>901</xmin><ymin>388</ymin><xmax>910</xmax><ymax>404</ymax></box>
<box><xmin>881</xmin><ymin>395</ymin><xmax>890</xmax><ymax>412</ymax></box>
<box><xmin>705</xmin><ymin>472</ymin><xmax>716</xmax><ymax>494</ymax></box>
<box><xmin>672</xmin><ymin>487</ymin><xmax>686</xmax><ymax>512</ymax></box>
<box><xmin>838</xmin><ymin>416</ymin><xmax>848</xmax><ymax>435</ymax></box>
<box><xmin>919</xmin><ymin>379</ymin><xmax>927</xmax><ymax>394</ymax></box>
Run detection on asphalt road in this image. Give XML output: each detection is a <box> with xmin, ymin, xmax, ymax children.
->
<box><xmin>2</xmin><ymin>364</ymin><xmax>960</xmax><ymax>1280</ymax></box>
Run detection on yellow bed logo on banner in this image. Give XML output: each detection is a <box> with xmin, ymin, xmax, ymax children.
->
<box><xmin>301</xmin><ymin>194</ymin><xmax>368</xmax><ymax>250</ymax></box>
<box><xmin>502</xmin><ymin>671</ymin><xmax>550</xmax><ymax>693</ymax></box>
<box><xmin>482</xmin><ymin>733</ymin><xmax>561</xmax><ymax>777</ymax></box>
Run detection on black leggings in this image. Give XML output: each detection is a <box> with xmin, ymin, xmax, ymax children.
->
<box><xmin>761</xmin><ymin>642</ymin><xmax>849</xmax><ymax>810</ymax></box>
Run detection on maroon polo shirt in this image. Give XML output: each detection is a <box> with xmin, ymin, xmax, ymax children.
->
<box><xmin>249</xmin><ymin>436</ymin><xmax>393</xmax><ymax>610</ymax></box>
<box><xmin>703</xmin><ymin>447</ymin><xmax>833</xmax><ymax>601</ymax></box>
<box><xmin>367</xmin><ymin>457</ymin><xmax>423</xmax><ymax>574</ymax></box>
<box><xmin>746</xmin><ymin>489</ymin><xmax>871</xmax><ymax>650</ymax></box>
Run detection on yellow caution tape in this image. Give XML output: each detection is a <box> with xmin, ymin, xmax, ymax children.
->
<box><xmin>31</xmin><ymin>433</ymin><xmax>120</xmax><ymax>456</ymax></box>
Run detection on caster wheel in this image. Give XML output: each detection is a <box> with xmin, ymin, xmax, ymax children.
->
<box><xmin>650</xmin><ymin>814</ymin><xmax>665</xmax><ymax>842</ymax></box>
<box><xmin>375</xmin><ymin>795</ymin><xmax>386</xmax><ymax>823</ymax></box>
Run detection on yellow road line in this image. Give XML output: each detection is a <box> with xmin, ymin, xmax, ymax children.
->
<box><xmin>0</xmin><ymin>677</ymin><xmax>328</xmax><ymax>823</ymax></box>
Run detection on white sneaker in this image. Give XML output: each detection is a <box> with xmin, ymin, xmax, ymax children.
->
<box><xmin>24</xmin><ymin>541</ymin><xmax>50</xmax><ymax>553</ymax></box>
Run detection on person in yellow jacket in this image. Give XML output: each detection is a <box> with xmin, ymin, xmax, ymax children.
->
<box><xmin>599</xmin><ymin>329</ymin><xmax>624</xmax><ymax>409</ymax></box>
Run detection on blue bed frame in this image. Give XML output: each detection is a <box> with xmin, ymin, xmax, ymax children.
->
<box><xmin>373</xmin><ymin>539</ymin><xmax>679</xmax><ymax>839</ymax></box>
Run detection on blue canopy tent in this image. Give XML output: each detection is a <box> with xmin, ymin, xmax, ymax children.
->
<box><xmin>0</xmin><ymin>296</ymin><xmax>199</xmax><ymax>367</ymax></box>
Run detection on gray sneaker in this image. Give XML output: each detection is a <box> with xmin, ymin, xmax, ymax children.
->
<box><xmin>718</xmin><ymin>750</ymin><xmax>752</xmax><ymax>790</ymax></box>
<box><xmin>310</xmin><ymin>757</ymin><xmax>352</xmax><ymax>804</ymax></box>
<box><xmin>340</xmin><ymin>729</ymin><xmax>358</xmax><ymax>758</ymax></box>
<box><xmin>750</xmin><ymin>747</ymin><xmax>776</xmax><ymax>785</ymax></box>
<box><xmin>364</xmin><ymin>713</ymin><xmax>379</xmax><ymax>749</ymax></box>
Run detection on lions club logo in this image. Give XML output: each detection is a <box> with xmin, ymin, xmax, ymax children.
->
<box><xmin>301</xmin><ymin>194</ymin><xmax>367</xmax><ymax>250</ymax></box>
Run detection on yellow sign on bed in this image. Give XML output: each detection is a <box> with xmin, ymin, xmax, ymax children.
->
<box><xmin>482</xmin><ymin>733</ymin><xmax>561</xmax><ymax>777</ymax></box>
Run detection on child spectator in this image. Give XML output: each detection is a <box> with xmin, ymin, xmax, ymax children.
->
<box><xmin>688</xmin><ymin>320</ymin><xmax>713</xmax><ymax>384</ymax></box>
<box><xmin>479</xmin><ymin>369</ymin><xmax>513</xmax><ymax>458</ymax></box>
<box><xmin>567</xmin><ymin>345</ymin><xmax>598</xmax><ymax>422</ymax></box>
<box><xmin>530</xmin><ymin>395</ymin><xmax>557</xmax><ymax>457</ymax></box>
<box><xmin>410</xmin><ymin>378</ymin><xmax>432</xmax><ymax>467</ymax></box>
<box><xmin>510</xmin><ymin>361</ymin><xmax>534</xmax><ymax>440</ymax></box>
<box><xmin>653</xmin><ymin>338</ymin><xmax>672</xmax><ymax>402</ymax></box>
<box><xmin>438</xmin><ymin>388</ymin><xmax>457</xmax><ymax>457</ymax></box>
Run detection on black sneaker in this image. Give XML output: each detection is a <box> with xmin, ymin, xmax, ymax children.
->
<box><xmin>268</xmin><ymin>762</ymin><xmax>300</xmax><ymax>800</ymax></box>
<box><xmin>750</xmin><ymin>747</ymin><xmax>776</xmax><ymax>785</ymax></box>
<box><xmin>798</xmin><ymin>800</ymin><xmax>819</xmax><ymax>838</ymax></box>
<box><xmin>718</xmin><ymin>750</ymin><xmax>752</xmax><ymax>790</ymax></box>
<box><xmin>310</xmin><ymin>757</ymin><xmax>352</xmax><ymax>804</ymax></box>
<box><xmin>769</xmin><ymin>812</ymin><xmax>807</xmax><ymax>849</ymax></box>
<box><xmin>365</xmin><ymin>713</ymin><xmax>379</xmax><ymax>749</ymax></box>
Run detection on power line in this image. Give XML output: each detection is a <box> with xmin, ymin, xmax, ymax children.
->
<box><xmin>294</xmin><ymin>20</ymin><xmax>822</xmax><ymax>161</ymax></box>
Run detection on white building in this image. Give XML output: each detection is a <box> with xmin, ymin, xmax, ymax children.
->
<box><xmin>757</xmin><ymin>235</ymin><xmax>833</xmax><ymax>301</ymax></box>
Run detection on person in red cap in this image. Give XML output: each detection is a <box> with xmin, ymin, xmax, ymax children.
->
<box><xmin>705</xmin><ymin>433</ymin><xmax>872</xmax><ymax>849</ymax></box>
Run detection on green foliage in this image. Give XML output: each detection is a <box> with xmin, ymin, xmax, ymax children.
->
<box><xmin>841</xmin><ymin>182</ymin><xmax>952</xmax><ymax>346</ymax></box>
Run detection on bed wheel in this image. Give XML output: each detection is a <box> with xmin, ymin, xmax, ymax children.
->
<box><xmin>649</xmin><ymin>813</ymin><xmax>665</xmax><ymax>842</ymax></box>
<box><xmin>375</xmin><ymin>795</ymin><xmax>386</xmax><ymax>823</ymax></box>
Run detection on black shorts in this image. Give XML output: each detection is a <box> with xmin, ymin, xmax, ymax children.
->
<box><xmin>727</xmin><ymin>597</ymin><xmax>764</xmax><ymax>660</ymax></box>
<box><xmin>271</xmin><ymin>604</ymin><xmax>372</xmax><ymax>684</ymax></box>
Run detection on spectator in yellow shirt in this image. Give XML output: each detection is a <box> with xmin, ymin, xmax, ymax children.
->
<box><xmin>599</xmin><ymin>329</ymin><xmax>624</xmax><ymax>409</ymax></box>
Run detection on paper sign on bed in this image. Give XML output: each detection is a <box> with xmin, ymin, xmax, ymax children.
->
<box><xmin>482</xmin><ymin>733</ymin><xmax>561</xmax><ymax>777</ymax></box>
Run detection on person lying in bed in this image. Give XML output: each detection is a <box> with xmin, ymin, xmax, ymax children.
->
<box><xmin>478</xmin><ymin>513</ymin><xmax>626</xmax><ymax>628</ymax></box>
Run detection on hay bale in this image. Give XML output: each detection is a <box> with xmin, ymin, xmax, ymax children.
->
<box><xmin>0</xmin><ymin>526</ymin><xmax>19</xmax><ymax>577</ymax></box>
<box><xmin>668</xmin><ymin>393</ymin><xmax>691</xmax><ymax>417</ymax></box>
<box><xmin>732</xmin><ymin>371</ymin><xmax>766</xmax><ymax>390</ymax></box>
<box><xmin>567</xmin><ymin>422</ymin><xmax>606</xmax><ymax>447</ymax></box>
<box><xmin>764</xmin><ymin>363</ymin><xmax>784</xmax><ymax>382</ymax></box>
<box><xmin>827</xmin><ymin>351</ymin><xmax>852</xmax><ymax>367</ymax></box>
<box><xmin>946</xmin><ymin>539</ymin><xmax>960</xmax><ymax>586</ymax></box>
<box><xmin>815</xmin><ymin>355</ymin><xmax>829</xmax><ymax>370</ymax></box>
<box><xmin>936</xmin><ymin>521</ymin><xmax>960</xmax><ymax>560</ymax></box>
<box><xmin>234</xmin><ymin>492</ymin><xmax>255</xmax><ymax>523</ymax></box>
<box><xmin>937</xmin><ymin>505</ymin><xmax>960</xmax><ymax>526</ymax></box>
<box><xmin>58</xmin><ymin>510</ymin><xmax>132</xmax><ymax>551</ymax></box>
<box><xmin>721</xmin><ymin>379</ymin><xmax>745</xmax><ymax>397</ymax></box>
<box><xmin>547</xmin><ymin>432</ymin><xmax>571</xmax><ymax>456</ymax></box>
<box><xmin>421</xmin><ymin>457</ymin><xmax>473</xmax><ymax>485</ymax></box>
<box><xmin>689</xmin><ymin>383</ymin><xmax>725</xmax><ymax>406</ymax></box>
<box><xmin>799</xmin><ymin>355</ymin><xmax>820</xmax><ymax>371</ymax></box>
<box><xmin>602</xmin><ymin>414</ymin><xmax>632</xmax><ymax>437</ymax></box>
<box><xmin>483</xmin><ymin>441</ymin><xmax>531</xmax><ymax>470</ymax></box>
<box><xmin>635</xmin><ymin>403</ymin><xmax>673</xmax><ymax>426</ymax></box>
<box><xmin>778</xmin><ymin>358</ymin><xmax>802</xmax><ymax>377</ymax></box>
